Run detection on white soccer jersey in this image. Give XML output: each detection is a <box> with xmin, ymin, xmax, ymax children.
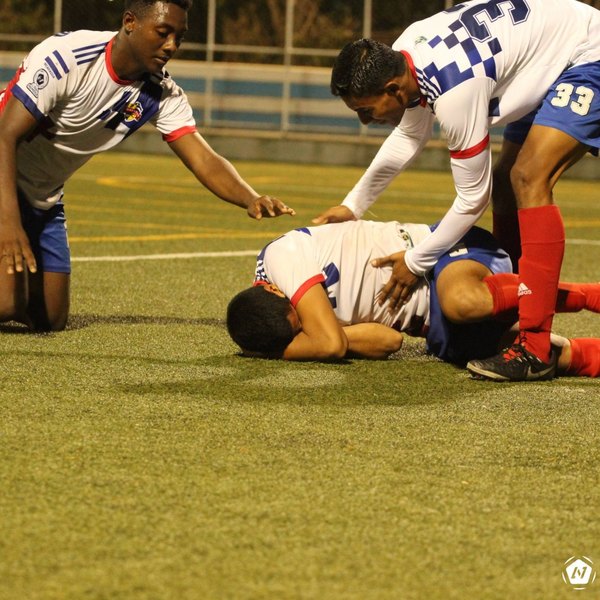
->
<box><xmin>253</xmin><ymin>220</ymin><xmax>432</xmax><ymax>333</ymax></box>
<box><xmin>0</xmin><ymin>30</ymin><xmax>197</xmax><ymax>208</ymax></box>
<box><xmin>342</xmin><ymin>0</ymin><xmax>600</xmax><ymax>276</ymax></box>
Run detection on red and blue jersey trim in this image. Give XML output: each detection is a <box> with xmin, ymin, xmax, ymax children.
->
<box><xmin>0</xmin><ymin>65</ymin><xmax>24</xmax><ymax>114</ymax></box>
<box><xmin>449</xmin><ymin>134</ymin><xmax>489</xmax><ymax>159</ymax></box>
<box><xmin>163</xmin><ymin>125</ymin><xmax>198</xmax><ymax>142</ymax></box>
<box><xmin>290</xmin><ymin>274</ymin><xmax>325</xmax><ymax>307</ymax></box>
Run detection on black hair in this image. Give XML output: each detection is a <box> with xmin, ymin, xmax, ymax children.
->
<box><xmin>226</xmin><ymin>286</ymin><xmax>295</xmax><ymax>356</ymax></box>
<box><xmin>124</xmin><ymin>0</ymin><xmax>193</xmax><ymax>14</ymax></box>
<box><xmin>330</xmin><ymin>38</ymin><xmax>406</xmax><ymax>98</ymax></box>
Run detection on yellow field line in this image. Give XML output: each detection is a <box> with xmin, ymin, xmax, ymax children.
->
<box><xmin>69</xmin><ymin>231</ymin><xmax>287</xmax><ymax>242</ymax></box>
<box><xmin>71</xmin><ymin>218</ymin><xmax>238</xmax><ymax>233</ymax></box>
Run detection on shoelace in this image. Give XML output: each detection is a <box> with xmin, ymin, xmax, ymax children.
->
<box><xmin>501</xmin><ymin>333</ymin><xmax>531</xmax><ymax>362</ymax></box>
<box><xmin>502</xmin><ymin>344</ymin><xmax>526</xmax><ymax>362</ymax></box>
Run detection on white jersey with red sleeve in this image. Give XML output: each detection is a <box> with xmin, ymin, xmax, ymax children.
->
<box><xmin>0</xmin><ymin>30</ymin><xmax>197</xmax><ymax>209</ymax></box>
<box><xmin>253</xmin><ymin>220</ymin><xmax>432</xmax><ymax>333</ymax></box>
<box><xmin>342</xmin><ymin>0</ymin><xmax>600</xmax><ymax>276</ymax></box>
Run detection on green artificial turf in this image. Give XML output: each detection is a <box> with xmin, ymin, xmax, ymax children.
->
<box><xmin>1</xmin><ymin>153</ymin><xmax>599</xmax><ymax>599</ymax></box>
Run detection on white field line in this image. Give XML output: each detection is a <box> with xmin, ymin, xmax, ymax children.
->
<box><xmin>71</xmin><ymin>238</ymin><xmax>599</xmax><ymax>264</ymax></box>
<box><xmin>568</xmin><ymin>239</ymin><xmax>600</xmax><ymax>246</ymax></box>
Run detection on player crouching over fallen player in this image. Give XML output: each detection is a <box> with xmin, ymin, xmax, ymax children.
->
<box><xmin>226</xmin><ymin>220</ymin><xmax>600</xmax><ymax>379</ymax></box>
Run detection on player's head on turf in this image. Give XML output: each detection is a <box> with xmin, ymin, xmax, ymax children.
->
<box><xmin>331</xmin><ymin>38</ymin><xmax>419</xmax><ymax>127</ymax></box>
<box><xmin>114</xmin><ymin>0</ymin><xmax>192</xmax><ymax>79</ymax></box>
<box><xmin>226</xmin><ymin>284</ymin><xmax>301</xmax><ymax>357</ymax></box>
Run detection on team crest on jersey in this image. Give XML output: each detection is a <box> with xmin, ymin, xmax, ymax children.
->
<box><xmin>26</xmin><ymin>68</ymin><xmax>50</xmax><ymax>98</ymax></box>
<box><xmin>395</xmin><ymin>224</ymin><xmax>415</xmax><ymax>248</ymax></box>
<box><xmin>123</xmin><ymin>100</ymin><xmax>144</xmax><ymax>123</ymax></box>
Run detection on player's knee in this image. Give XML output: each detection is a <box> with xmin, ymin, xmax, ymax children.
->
<box><xmin>441</xmin><ymin>286</ymin><xmax>485</xmax><ymax>324</ymax></box>
<box><xmin>509</xmin><ymin>160</ymin><xmax>529</xmax><ymax>195</ymax></box>
<box><xmin>48</xmin><ymin>312</ymin><xmax>68</xmax><ymax>332</ymax></box>
<box><xmin>27</xmin><ymin>304</ymin><xmax>69</xmax><ymax>332</ymax></box>
<box><xmin>0</xmin><ymin>297</ymin><xmax>21</xmax><ymax>324</ymax></box>
<box><xmin>510</xmin><ymin>160</ymin><xmax>549</xmax><ymax>206</ymax></box>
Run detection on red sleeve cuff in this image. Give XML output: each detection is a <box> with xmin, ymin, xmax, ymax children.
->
<box><xmin>163</xmin><ymin>125</ymin><xmax>197</xmax><ymax>143</ymax></box>
<box><xmin>290</xmin><ymin>275</ymin><xmax>325</xmax><ymax>307</ymax></box>
<box><xmin>450</xmin><ymin>134</ymin><xmax>489</xmax><ymax>159</ymax></box>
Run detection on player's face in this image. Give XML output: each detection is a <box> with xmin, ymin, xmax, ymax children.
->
<box><xmin>344</xmin><ymin>92</ymin><xmax>406</xmax><ymax>127</ymax></box>
<box><xmin>286</xmin><ymin>305</ymin><xmax>301</xmax><ymax>336</ymax></box>
<box><xmin>124</xmin><ymin>2</ymin><xmax>188</xmax><ymax>76</ymax></box>
<box><xmin>263</xmin><ymin>284</ymin><xmax>302</xmax><ymax>336</ymax></box>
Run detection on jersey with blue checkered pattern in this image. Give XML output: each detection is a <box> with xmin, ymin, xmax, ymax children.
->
<box><xmin>394</xmin><ymin>0</ymin><xmax>600</xmax><ymax>153</ymax></box>
<box><xmin>343</xmin><ymin>0</ymin><xmax>599</xmax><ymax>278</ymax></box>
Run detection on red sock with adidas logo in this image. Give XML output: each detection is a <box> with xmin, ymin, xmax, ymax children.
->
<box><xmin>484</xmin><ymin>275</ymin><xmax>599</xmax><ymax>316</ymax></box>
<box><xmin>516</xmin><ymin>205</ymin><xmax>565</xmax><ymax>362</ymax></box>
<box><xmin>565</xmin><ymin>338</ymin><xmax>600</xmax><ymax>377</ymax></box>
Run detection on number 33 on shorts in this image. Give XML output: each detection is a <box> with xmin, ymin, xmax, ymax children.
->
<box><xmin>551</xmin><ymin>83</ymin><xmax>595</xmax><ymax>116</ymax></box>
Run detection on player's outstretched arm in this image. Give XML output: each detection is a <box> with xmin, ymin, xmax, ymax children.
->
<box><xmin>0</xmin><ymin>98</ymin><xmax>38</xmax><ymax>275</ymax></box>
<box><xmin>168</xmin><ymin>132</ymin><xmax>295</xmax><ymax>219</ymax></box>
<box><xmin>343</xmin><ymin>323</ymin><xmax>403</xmax><ymax>359</ymax></box>
<box><xmin>282</xmin><ymin>284</ymin><xmax>348</xmax><ymax>361</ymax></box>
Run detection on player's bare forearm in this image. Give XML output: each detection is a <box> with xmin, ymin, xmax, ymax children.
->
<box><xmin>168</xmin><ymin>133</ymin><xmax>294</xmax><ymax>219</ymax></box>
<box><xmin>282</xmin><ymin>329</ymin><xmax>348</xmax><ymax>361</ymax></box>
<box><xmin>343</xmin><ymin>323</ymin><xmax>404</xmax><ymax>359</ymax></box>
<box><xmin>283</xmin><ymin>283</ymin><xmax>350</xmax><ymax>360</ymax></box>
<box><xmin>0</xmin><ymin>101</ymin><xmax>39</xmax><ymax>274</ymax></box>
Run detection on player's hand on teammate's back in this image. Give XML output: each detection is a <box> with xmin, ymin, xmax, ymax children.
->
<box><xmin>312</xmin><ymin>205</ymin><xmax>356</xmax><ymax>225</ymax></box>
<box><xmin>247</xmin><ymin>195</ymin><xmax>296</xmax><ymax>220</ymax></box>
<box><xmin>0</xmin><ymin>222</ymin><xmax>37</xmax><ymax>275</ymax></box>
<box><xmin>371</xmin><ymin>251</ymin><xmax>419</xmax><ymax>310</ymax></box>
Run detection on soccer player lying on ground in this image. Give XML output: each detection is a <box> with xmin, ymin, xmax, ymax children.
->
<box><xmin>0</xmin><ymin>0</ymin><xmax>294</xmax><ymax>332</ymax></box>
<box><xmin>226</xmin><ymin>220</ymin><xmax>600</xmax><ymax>379</ymax></box>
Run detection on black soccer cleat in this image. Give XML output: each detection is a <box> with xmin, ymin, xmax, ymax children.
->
<box><xmin>467</xmin><ymin>343</ymin><xmax>557</xmax><ymax>382</ymax></box>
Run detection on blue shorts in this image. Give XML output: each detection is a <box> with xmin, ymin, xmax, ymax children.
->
<box><xmin>504</xmin><ymin>61</ymin><xmax>600</xmax><ymax>156</ymax></box>
<box><xmin>19</xmin><ymin>192</ymin><xmax>71</xmax><ymax>274</ymax></box>
<box><xmin>425</xmin><ymin>226</ymin><xmax>512</xmax><ymax>366</ymax></box>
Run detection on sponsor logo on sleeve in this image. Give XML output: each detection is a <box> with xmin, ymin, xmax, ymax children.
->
<box><xmin>26</xmin><ymin>68</ymin><xmax>50</xmax><ymax>97</ymax></box>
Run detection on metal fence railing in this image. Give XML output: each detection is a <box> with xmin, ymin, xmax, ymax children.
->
<box><xmin>1</xmin><ymin>0</ymin><xmax>598</xmax><ymax>142</ymax></box>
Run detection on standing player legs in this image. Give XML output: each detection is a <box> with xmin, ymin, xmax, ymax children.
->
<box><xmin>512</xmin><ymin>125</ymin><xmax>590</xmax><ymax>363</ymax></box>
<box><xmin>466</xmin><ymin>127</ymin><xmax>591</xmax><ymax>381</ymax></box>
<box><xmin>492</xmin><ymin>139</ymin><xmax>522</xmax><ymax>272</ymax></box>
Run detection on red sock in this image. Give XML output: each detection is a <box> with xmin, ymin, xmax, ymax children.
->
<box><xmin>484</xmin><ymin>275</ymin><xmax>597</xmax><ymax>316</ymax></box>
<box><xmin>557</xmin><ymin>283</ymin><xmax>600</xmax><ymax>313</ymax></box>
<box><xmin>484</xmin><ymin>273</ymin><xmax>519</xmax><ymax>320</ymax></box>
<box><xmin>493</xmin><ymin>211</ymin><xmax>520</xmax><ymax>273</ymax></box>
<box><xmin>517</xmin><ymin>205</ymin><xmax>565</xmax><ymax>362</ymax></box>
<box><xmin>566</xmin><ymin>338</ymin><xmax>600</xmax><ymax>377</ymax></box>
